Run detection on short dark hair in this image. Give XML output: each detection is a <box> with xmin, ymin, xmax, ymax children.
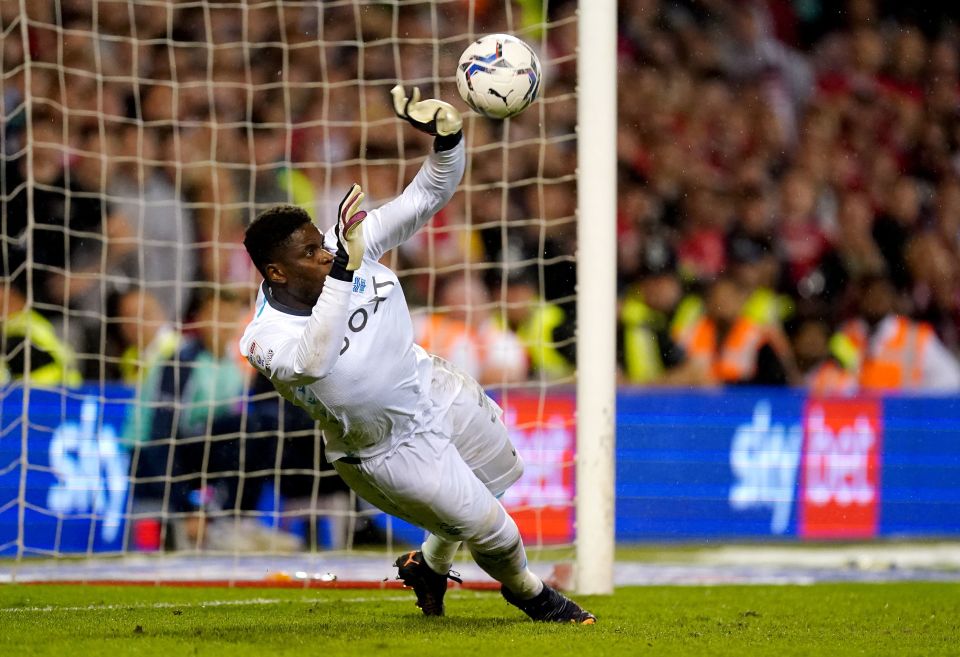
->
<box><xmin>244</xmin><ymin>204</ymin><xmax>313</xmax><ymax>278</ymax></box>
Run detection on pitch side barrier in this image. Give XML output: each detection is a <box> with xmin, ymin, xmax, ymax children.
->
<box><xmin>616</xmin><ymin>387</ymin><xmax>960</xmax><ymax>541</ymax></box>
<box><xmin>2</xmin><ymin>384</ymin><xmax>959</xmax><ymax>555</ymax></box>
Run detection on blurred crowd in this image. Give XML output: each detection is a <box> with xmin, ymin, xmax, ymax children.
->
<box><xmin>616</xmin><ymin>0</ymin><xmax>960</xmax><ymax>394</ymax></box>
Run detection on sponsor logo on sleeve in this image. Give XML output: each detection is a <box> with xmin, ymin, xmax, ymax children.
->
<box><xmin>247</xmin><ymin>340</ymin><xmax>273</xmax><ymax>372</ymax></box>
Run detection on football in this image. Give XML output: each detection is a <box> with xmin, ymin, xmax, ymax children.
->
<box><xmin>456</xmin><ymin>33</ymin><xmax>542</xmax><ymax>119</ymax></box>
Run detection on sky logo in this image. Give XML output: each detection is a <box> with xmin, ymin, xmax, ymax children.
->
<box><xmin>47</xmin><ymin>398</ymin><xmax>129</xmax><ymax>544</ymax></box>
<box><xmin>728</xmin><ymin>401</ymin><xmax>803</xmax><ymax>534</ymax></box>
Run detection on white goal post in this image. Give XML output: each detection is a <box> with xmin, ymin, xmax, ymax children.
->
<box><xmin>575</xmin><ymin>0</ymin><xmax>617</xmax><ymax>596</ymax></box>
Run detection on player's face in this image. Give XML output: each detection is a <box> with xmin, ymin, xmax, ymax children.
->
<box><xmin>273</xmin><ymin>223</ymin><xmax>335</xmax><ymax>305</ymax></box>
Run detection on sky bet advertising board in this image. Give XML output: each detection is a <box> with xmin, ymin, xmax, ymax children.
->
<box><xmin>616</xmin><ymin>389</ymin><xmax>960</xmax><ymax>541</ymax></box>
<box><xmin>2</xmin><ymin>384</ymin><xmax>959</xmax><ymax>554</ymax></box>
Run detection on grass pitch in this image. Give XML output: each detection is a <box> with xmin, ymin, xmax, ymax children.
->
<box><xmin>2</xmin><ymin>583</ymin><xmax>958</xmax><ymax>656</ymax></box>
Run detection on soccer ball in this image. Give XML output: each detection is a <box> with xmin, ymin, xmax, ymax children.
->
<box><xmin>456</xmin><ymin>34</ymin><xmax>542</xmax><ymax>120</ymax></box>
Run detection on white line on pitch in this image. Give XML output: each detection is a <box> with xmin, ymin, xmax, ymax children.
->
<box><xmin>0</xmin><ymin>594</ymin><xmax>426</xmax><ymax>614</ymax></box>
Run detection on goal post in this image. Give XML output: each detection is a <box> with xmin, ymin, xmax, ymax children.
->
<box><xmin>575</xmin><ymin>0</ymin><xmax>617</xmax><ymax>596</ymax></box>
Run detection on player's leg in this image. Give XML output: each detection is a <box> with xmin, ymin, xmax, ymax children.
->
<box><xmin>417</xmin><ymin>533</ymin><xmax>460</xmax><ymax>577</ymax></box>
<box><xmin>415</xmin><ymin>357</ymin><xmax>524</xmax><ymax>576</ymax></box>
<box><xmin>333</xmin><ymin>433</ymin><xmax>539</xmax><ymax>600</ymax></box>
<box><xmin>333</xmin><ymin>433</ymin><xmax>594</xmax><ymax>622</ymax></box>
<box><xmin>333</xmin><ymin>435</ymin><xmax>472</xmax><ymax>616</ymax></box>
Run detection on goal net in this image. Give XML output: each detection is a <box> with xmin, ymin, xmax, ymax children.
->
<box><xmin>1</xmin><ymin>0</ymin><xmax>591</xmax><ymax>588</ymax></box>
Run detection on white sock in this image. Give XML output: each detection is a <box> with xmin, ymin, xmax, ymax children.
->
<box><xmin>472</xmin><ymin>540</ymin><xmax>543</xmax><ymax>599</ymax></box>
<box><xmin>502</xmin><ymin>565</ymin><xmax>543</xmax><ymax>600</ymax></box>
<box><xmin>468</xmin><ymin>507</ymin><xmax>544</xmax><ymax>600</ymax></box>
<box><xmin>421</xmin><ymin>533</ymin><xmax>460</xmax><ymax>574</ymax></box>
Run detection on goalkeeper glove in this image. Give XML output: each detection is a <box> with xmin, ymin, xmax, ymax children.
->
<box><xmin>391</xmin><ymin>85</ymin><xmax>463</xmax><ymax>151</ymax></box>
<box><xmin>330</xmin><ymin>183</ymin><xmax>367</xmax><ymax>281</ymax></box>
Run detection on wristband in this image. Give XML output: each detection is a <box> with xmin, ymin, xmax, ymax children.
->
<box><xmin>434</xmin><ymin>130</ymin><xmax>463</xmax><ymax>153</ymax></box>
<box><xmin>329</xmin><ymin>249</ymin><xmax>354</xmax><ymax>282</ymax></box>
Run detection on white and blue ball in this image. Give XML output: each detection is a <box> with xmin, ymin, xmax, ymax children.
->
<box><xmin>456</xmin><ymin>34</ymin><xmax>541</xmax><ymax>120</ymax></box>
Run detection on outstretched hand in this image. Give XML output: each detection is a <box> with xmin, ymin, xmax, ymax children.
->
<box><xmin>391</xmin><ymin>85</ymin><xmax>463</xmax><ymax>137</ymax></box>
<box><xmin>336</xmin><ymin>183</ymin><xmax>367</xmax><ymax>272</ymax></box>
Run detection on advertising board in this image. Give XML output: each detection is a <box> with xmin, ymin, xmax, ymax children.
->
<box><xmin>0</xmin><ymin>385</ymin><xmax>132</xmax><ymax>555</ymax></box>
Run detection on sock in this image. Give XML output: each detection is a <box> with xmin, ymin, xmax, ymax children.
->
<box><xmin>421</xmin><ymin>534</ymin><xmax>460</xmax><ymax>575</ymax></box>
<box><xmin>468</xmin><ymin>506</ymin><xmax>544</xmax><ymax>600</ymax></box>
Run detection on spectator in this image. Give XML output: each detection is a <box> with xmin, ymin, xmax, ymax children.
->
<box><xmin>618</xmin><ymin>240</ymin><xmax>708</xmax><ymax>385</ymax></box>
<box><xmin>414</xmin><ymin>274</ymin><xmax>528</xmax><ymax>386</ymax></box>
<box><xmin>721</xmin><ymin>2</ymin><xmax>814</xmax><ymax>124</ymax></box>
<box><xmin>678</xmin><ymin>276</ymin><xmax>797</xmax><ymax>386</ymax></box>
<box><xmin>233</xmin><ymin>115</ymin><xmax>316</xmax><ymax>220</ymax></box>
<box><xmin>104</xmin><ymin>124</ymin><xmax>199</xmax><ymax>326</ymax></box>
<box><xmin>726</xmin><ymin>221</ymin><xmax>791</xmax><ymax>326</ymax></box>
<box><xmin>793</xmin><ymin>317</ymin><xmax>858</xmax><ymax>396</ymax></box>
<box><xmin>833</xmin><ymin>191</ymin><xmax>886</xmax><ymax>282</ymax></box>
<box><xmin>776</xmin><ymin>168</ymin><xmax>832</xmax><ymax>298</ymax></box>
<box><xmin>873</xmin><ymin>176</ymin><xmax>925</xmax><ymax>290</ymax></box>
<box><xmin>134</xmin><ymin>287</ymin><xmax>298</xmax><ymax>550</ymax></box>
<box><xmin>502</xmin><ymin>271</ymin><xmax>575</xmax><ymax>381</ymax></box>
<box><xmin>676</xmin><ymin>185</ymin><xmax>729</xmax><ymax>282</ymax></box>
<box><xmin>838</xmin><ymin>274</ymin><xmax>960</xmax><ymax>392</ymax></box>
<box><xmin>110</xmin><ymin>288</ymin><xmax>182</xmax><ymax>445</ymax></box>
<box><xmin>0</xmin><ymin>271</ymin><xmax>82</xmax><ymax>387</ymax></box>
<box><xmin>3</xmin><ymin>110</ymin><xmax>105</xmax><ymax>314</ymax></box>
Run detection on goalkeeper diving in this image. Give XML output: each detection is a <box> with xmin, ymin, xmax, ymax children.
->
<box><xmin>239</xmin><ymin>86</ymin><xmax>596</xmax><ymax>623</ymax></box>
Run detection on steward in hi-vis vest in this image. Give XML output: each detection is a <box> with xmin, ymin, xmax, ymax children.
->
<box><xmin>838</xmin><ymin>275</ymin><xmax>960</xmax><ymax>393</ymax></box>
<box><xmin>677</xmin><ymin>277</ymin><xmax>797</xmax><ymax>386</ymax></box>
<box><xmin>618</xmin><ymin>240</ymin><xmax>708</xmax><ymax>385</ymax></box>
<box><xmin>1</xmin><ymin>282</ymin><xmax>82</xmax><ymax>387</ymax></box>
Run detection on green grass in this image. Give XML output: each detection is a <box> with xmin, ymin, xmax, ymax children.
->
<box><xmin>2</xmin><ymin>583</ymin><xmax>958</xmax><ymax>656</ymax></box>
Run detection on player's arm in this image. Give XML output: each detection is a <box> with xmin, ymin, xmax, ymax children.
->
<box><xmin>244</xmin><ymin>186</ymin><xmax>367</xmax><ymax>385</ymax></box>
<box><xmin>360</xmin><ymin>85</ymin><xmax>466</xmax><ymax>260</ymax></box>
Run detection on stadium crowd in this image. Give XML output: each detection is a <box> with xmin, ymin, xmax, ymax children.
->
<box><xmin>614</xmin><ymin>0</ymin><xmax>960</xmax><ymax>393</ymax></box>
<box><xmin>4</xmin><ymin>0</ymin><xmax>960</xmax><ymax>546</ymax></box>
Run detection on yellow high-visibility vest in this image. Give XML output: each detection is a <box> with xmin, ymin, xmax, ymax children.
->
<box><xmin>670</xmin><ymin>294</ymin><xmax>704</xmax><ymax>345</ymax></box>
<box><xmin>2</xmin><ymin>309</ymin><xmax>82</xmax><ymax>387</ymax></box>
<box><xmin>119</xmin><ymin>329</ymin><xmax>181</xmax><ymax>386</ymax></box>
<box><xmin>277</xmin><ymin>168</ymin><xmax>316</xmax><ymax>219</ymax></box>
<box><xmin>516</xmin><ymin>302</ymin><xmax>573</xmax><ymax>379</ymax></box>
<box><xmin>743</xmin><ymin>287</ymin><xmax>794</xmax><ymax>326</ymax></box>
<box><xmin>620</xmin><ymin>296</ymin><xmax>667</xmax><ymax>384</ymax></box>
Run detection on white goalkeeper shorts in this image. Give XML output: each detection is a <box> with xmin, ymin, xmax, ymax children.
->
<box><xmin>332</xmin><ymin>363</ymin><xmax>523</xmax><ymax>543</ymax></box>
<box><xmin>433</xmin><ymin>355</ymin><xmax>523</xmax><ymax>497</ymax></box>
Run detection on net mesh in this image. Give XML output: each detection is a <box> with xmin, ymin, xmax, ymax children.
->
<box><xmin>1</xmin><ymin>0</ymin><xmax>578</xmax><ymax>575</ymax></box>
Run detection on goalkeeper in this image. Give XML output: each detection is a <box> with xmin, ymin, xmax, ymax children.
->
<box><xmin>240</xmin><ymin>86</ymin><xmax>595</xmax><ymax>624</ymax></box>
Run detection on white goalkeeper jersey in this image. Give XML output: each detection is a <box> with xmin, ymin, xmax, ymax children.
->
<box><xmin>239</xmin><ymin>143</ymin><xmax>466</xmax><ymax>461</ymax></box>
